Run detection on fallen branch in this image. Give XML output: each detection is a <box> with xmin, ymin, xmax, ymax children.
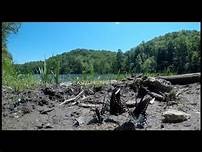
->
<box><xmin>60</xmin><ymin>90</ymin><xmax>84</xmax><ymax>106</ymax></box>
<box><xmin>80</xmin><ymin>96</ymin><xmax>91</xmax><ymax>102</ymax></box>
<box><xmin>148</xmin><ymin>91</ymin><xmax>165</xmax><ymax>101</ymax></box>
<box><xmin>158</xmin><ymin>73</ymin><xmax>201</xmax><ymax>85</ymax></box>
<box><xmin>78</xmin><ymin>103</ymin><xmax>100</xmax><ymax>108</ymax></box>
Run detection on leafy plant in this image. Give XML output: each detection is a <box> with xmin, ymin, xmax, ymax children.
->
<box><xmin>51</xmin><ymin>60</ymin><xmax>60</xmax><ymax>84</ymax></box>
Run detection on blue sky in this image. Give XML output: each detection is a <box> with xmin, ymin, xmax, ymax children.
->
<box><xmin>7</xmin><ymin>22</ymin><xmax>200</xmax><ymax>64</ymax></box>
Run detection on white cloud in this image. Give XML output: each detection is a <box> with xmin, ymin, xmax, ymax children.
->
<box><xmin>115</xmin><ymin>22</ymin><xmax>120</xmax><ymax>25</ymax></box>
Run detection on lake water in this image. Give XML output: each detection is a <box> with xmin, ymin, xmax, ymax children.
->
<box><xmin>34</xmin><ymin>74</ymin><xmax>123</xmax><ymax>82</ymax></box>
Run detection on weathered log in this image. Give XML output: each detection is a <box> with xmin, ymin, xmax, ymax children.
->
<box><xmin>110</xmin><ymin>88</ymin><xmax>125</xmax><ymax>115</ymax></box>
<box><xmin>158</xmin><ymin>73</ymin><xmax>201</xmax><ymax>85</ymax></box>
<box><xmin>143</xmin><ymin>77</ymin><xmax>173</xmax><ymax>93</ymax></box>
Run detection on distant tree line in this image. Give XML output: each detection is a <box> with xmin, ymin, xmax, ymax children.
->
<box><xmin>15</xmin><ymin>30</ymin><xmax>200</xmax><ymax>75</ymax></box>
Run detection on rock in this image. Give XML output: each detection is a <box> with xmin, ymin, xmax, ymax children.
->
<box><xmin>74</xmin><ymin>116</ymin><xmax>85</xmax><ymax>127</ymax></box>
<box><xmin>126</xmin><ymin>100</ymin><xmax>136</xmax><ymax>108</ymax></box>
<box><xmin>162</xmin><ymin>109</ymin><xmax>191</xmax><ymax>123</ymax></box>
<box><xmin>44</xmin><ymin>123</ymin><xmax>53</xmax><ymax>128</ymax></box>
<box><xmin>183</xmin><ymin>123</ymin><xmax>191</xmax><ymax>127</ymax></box>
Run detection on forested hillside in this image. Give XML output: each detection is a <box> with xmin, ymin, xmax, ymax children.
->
<box><xmin>15</xmin><ymin>30</ymin><xmax>200</xmax><ymax>75</ymax></box>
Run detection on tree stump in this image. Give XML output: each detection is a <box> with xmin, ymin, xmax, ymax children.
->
<box><xmin>110</xmin><ymin>88</ymin><xmax>125</xmax><ymax>115</ymax></box>
<box><xmin>133</xmin><ymin>95</ymin><xmax>152</xmax><ymax>118</ymax></box>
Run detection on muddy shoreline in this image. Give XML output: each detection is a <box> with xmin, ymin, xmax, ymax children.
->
<box><xmin>2</xmin><ymin>76</ymin><xmax>200</xmax><ymax>130</ymax></box>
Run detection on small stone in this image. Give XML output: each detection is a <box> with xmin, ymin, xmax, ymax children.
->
<box><xmin>126</xmin><ymin>100</ymin><xmax>136</xmax><ymax>108</ymax></box>
<box><xmin>184</xmin><ymin>123</ymin><xmax>191</xmax><ymax>127</ymax></box>
<box><xmin>36</xmin><ymin>125</ymin><xmax>43</xmax><ymax>129</ymax></box>
<box><xmin>73</xmin><ymin>116</ymin><xmax>85</xmax><ymax>127</ymax></box>
<box><xmin>39</xmin><ymin>108</ymin><xmax>54</xmax><ymax>114</ymax></box>
<box><xmin>21</xmin><ymin>106</ymin><xmax>32</xmax><ymax>114</ymax></box>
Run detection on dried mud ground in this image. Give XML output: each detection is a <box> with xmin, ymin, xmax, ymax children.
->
<box><xmin>2</xmin><ymin>81</ymin><xmax>201</xmax><ymax>130</ymax></box>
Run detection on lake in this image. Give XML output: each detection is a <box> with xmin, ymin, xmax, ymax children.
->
<box><xmin>34</xmin><ymin>74</ymin><xmax>126</xmax><ymax>83</ymax></box>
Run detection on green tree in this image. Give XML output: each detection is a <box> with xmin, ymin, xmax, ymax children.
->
<box><xmin>2</xmin><ymin>22</ymin><xmax>21</xmax><ymax>76</ymax></box>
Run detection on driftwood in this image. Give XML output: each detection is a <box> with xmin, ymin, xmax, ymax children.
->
<box><xmin>110</xmin><ymin>88</ymin><xmax>125</xmax><ymax>115</ymax></box>
<box><xmin>78</xmin><ymin>103</ymin><xmax>100</xmax><ymax>108</ymax></box>
<box><xmin>40</xmin><ymin>108</ymin><xmax>54</xmax><ymax>114</ymax></box>
<box><xmin>148</xmin><ymin>91</ymin><xmax>165</xmax><ymax>101</ymax></box>
<box><xmin>176</xmin><ymin>88</ymin><xmax>189</xmax><ymax>97</ymax></box>
<box><xmin>133</xmin><ymin>95</ymin><xmax>152</xmax><ymax>118</ymax></box>
<box><xmin>60</xmin><ymin>90</ymin><xmax>84</xmax><ymax>105</ymax></box>
<box><xmin>158</xmin><ymin>73</ymin><xmax>201</xmax><ymax>85</ymax></box>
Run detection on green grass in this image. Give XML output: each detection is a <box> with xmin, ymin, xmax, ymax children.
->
<box><xmin>51</xmin><ymin>60</ymin><xmax>60</xmax><ymax>85</ymax></box>
<box><xmin>2</xmin><ymin>55</ymin><xmax>40</xmax><ymax>92</ymax></box>
<box><xmin>3</xmin><ymin>73</ymin><xmax>40</xmax><ymax>92</ymax></box>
